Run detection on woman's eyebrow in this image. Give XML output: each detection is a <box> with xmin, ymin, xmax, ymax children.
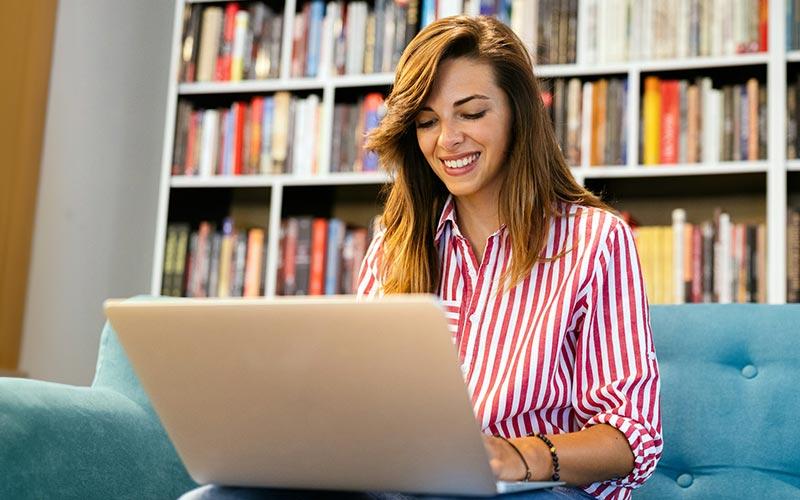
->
<box><xmin>419</xmin><ymin>94</ymin><xmax>491</xmax><ymax>112</ymax></box>
<box><xmin>453</xmin><ymin>94</ymin><xmax>490</xmax><ymax>107</ymax></box>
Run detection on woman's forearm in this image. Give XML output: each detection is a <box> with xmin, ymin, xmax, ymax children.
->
<box><xmin>509</xmin><ymin>424</ymin><xmax>634</xmax><ymax>486</ymax></box>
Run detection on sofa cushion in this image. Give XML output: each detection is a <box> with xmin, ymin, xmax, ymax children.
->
<box><xmin>635</xmin><ymin>304</ymin><xmax>800</xmax><ymax>498</ymax></box>
<box><xmin>0</xmin><ymin>318</ymin><xmax>196</xmax><ymax>499</ymax></box>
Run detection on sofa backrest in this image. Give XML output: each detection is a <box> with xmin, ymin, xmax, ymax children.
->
<box><xmin>91</xmin><ymin>319</ymin><xmax>151</xmax><ymax>407</ymax></box>
<box><xmin>92</xmin><ymin>295</ymin><xmax>175</xmax><ymax>406</ymax></box>
<box><xmin>635</xmin><ymin>304</ymin><xmax>800</xmax><ymax>499</ymax></box>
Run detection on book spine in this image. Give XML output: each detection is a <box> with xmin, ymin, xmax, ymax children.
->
<box><xmin>283</xmin><ymin>217</ymin><xmax>300</xmax><ymax>295</ymax></box>
<box><xmin>306</xmin><ymin>0</ymin><xmax>325</xmax><ymax>77</ymax></box>
<box><xmin>217</xmin><ymin>218</ymin><xmax>235</xmax><ymax>297</ymax></box>
<box><xmin>231</xmin><ymin>10</ymin><xmax>250</xmax><ymax>81</ymax></box>
<box><xmin>642</xmin><ymin>76</ymin><xmax>661</xmax><ymax>165</ymax></box>
<box><xmin>660</xmin><ymin>80</ymin><xmax>680</xmax><ymax>164</ymax></box>
<box><xmin>325</xmin><ymin>219</ymin><xmax>346</xmax><ymax>295</ymax></box>
<box><xmin>294</xmin><ymin>217</ymin><xmax>313</xmax><ymax>295</ymax></box>
<box><xmin>243</xmin><ymin>228</ymin><xmax>265</xmax><ymax>297</ymax></box>
<box><xmin>173</xmin><ymin>225</ymin><xmax>190</xmax><ymax>297</ymax></box>
<box><xmin>672</xmin><ymin>209</ymin><xmax>686</xmax><ymax>303</ymax></box>
<box><xmin>217</xmin><ymin>3</ymin><xmax>239</xmax><ymax>81</ymax></box>
<box><xmin>309</xmin><ymin>218</ymin><xmax>329</xmax><ymax>295</ymax></box>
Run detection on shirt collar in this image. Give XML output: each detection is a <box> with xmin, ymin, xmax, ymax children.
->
<box><xmin>434</xmin><ymin>194</ymin><xmax>508</xmax><ymax>242</ymax></box>
<box><xmin>435</xmin><ymin>194</ymin><xmax>458</xmax><ymax>241</ymax></box>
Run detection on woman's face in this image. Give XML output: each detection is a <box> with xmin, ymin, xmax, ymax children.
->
<box><xmin>415</xmin><ymin>57</ymin><xmax>512</xmax><ymax>205</ymax></box>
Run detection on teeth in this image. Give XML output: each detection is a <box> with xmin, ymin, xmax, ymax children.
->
<box><xmin>443</xmin><ymin>153</ymin><xmax>479</xmax><ymax>169</ymax></box>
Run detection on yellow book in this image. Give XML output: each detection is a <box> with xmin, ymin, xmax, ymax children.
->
<box><xmin>271</xmin><ymin>92</ymin><xmax>292</xmax><ymax>174</ymax></box>
<box><xmin>643</xmin><ymin>76</ymin><xmax>662</xmax><ymax>165</ymax></box>
<box><xmin>662</xmin><ymin>226</ymin><xmax>674</xmax><ymax>305</ymax></box>
<box><xmin>636</xmin><ymin>227</ymin><xmax>654</xmax><ymax>304</ymax></box>
<box><xmin>651</xmin><ymin>227</ymin><xmax>663</xmax><ymax>304</ymax></box>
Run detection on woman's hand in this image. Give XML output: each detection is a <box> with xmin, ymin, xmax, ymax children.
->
<box><xmin>481</xmin><ymin>435</ymin><xmax>529</xmax><ymax>481</ymax></box>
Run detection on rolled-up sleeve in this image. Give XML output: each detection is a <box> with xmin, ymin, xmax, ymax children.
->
<box><xmin>355</xmin><ymin>229</ymin><xmax>385</xmax><ymax>298</ymax></box>
<box><xmin>574</xmin><ymin>220</ymin><xmax>663</xmax><ymax>497</ymax></box>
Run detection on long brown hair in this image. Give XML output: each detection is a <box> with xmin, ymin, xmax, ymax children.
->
<box><xmin>366</xmin><ymin>15</ymin><xmax>607</xmax><ymax>294</ymax></box>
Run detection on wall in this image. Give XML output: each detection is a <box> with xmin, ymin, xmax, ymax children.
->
<box><xmin>0</xmin><ymin>1</ymin><xmax>57</xmax><ymax>375</ymax></box>
<box><xmin>20</xmin><ymin>0</ymin><xmax>174</xmax><ymax>384</ymax></box>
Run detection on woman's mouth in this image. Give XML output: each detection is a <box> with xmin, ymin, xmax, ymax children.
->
<box><xmin>441</xmin><ymin>153</ymin><xmax>480</xmax><ymax>176</ymax></box>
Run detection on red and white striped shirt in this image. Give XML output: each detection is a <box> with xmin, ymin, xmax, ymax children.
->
<box><xmin>357</xmin><ymin>196</ymin><xmax>662</xmax><ymax>500</ymax></box>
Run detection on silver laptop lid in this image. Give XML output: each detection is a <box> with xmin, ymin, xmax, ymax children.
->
<box><xmin>106</xmin><ymin>295</ymin><xmax>513</xmax><ymax>496</ymax></box>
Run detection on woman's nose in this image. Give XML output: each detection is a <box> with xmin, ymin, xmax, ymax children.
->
<box><xmin>438</xmin><ymin>122</ymin><xmax>464</xmax><ymax>150</ymax></box>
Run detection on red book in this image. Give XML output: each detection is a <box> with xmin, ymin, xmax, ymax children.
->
<box><xmin>232</xmin><ymin>101</ymin><xmax>246</xmax><ymax>175</ymax></box>
<box><xmin>184</xmin><ymin>110</ymin><xmax>199</xmax><ymax>175</ymax></box>
<box><xmin>282</xmin><ymin>218</ymin><xmax>299</xmax><ymax>295</ymax></box>
<box><xmin>659</xmin><ymin>80</ymin><xmax>680</xmax><ymax>164</ymax></box>
<box><xmin>758</xmin><ymin>0</ymin><xmax>768</xmax><ymax>51</ymax></box>
<box><xmin>216</xmin><ymin>3</ymin><xmax>239</xmax><ymax>81</ymax></box>
<box><xmin>309</xmin><ymin>218</ymin><xmax>328</xmax><ymax>295</ymax></box>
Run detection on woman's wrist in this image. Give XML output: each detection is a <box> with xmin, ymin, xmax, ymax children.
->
<box><xmin>518</xmin><ymin>436</ymin><xmax>556</xmax><ymax>482</ymax></box>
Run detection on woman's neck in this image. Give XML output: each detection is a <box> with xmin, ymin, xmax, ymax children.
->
<box><xmin>454</xmin><ymin>195</ymin><xmax>502</xmax><ymax>263</ymax></box>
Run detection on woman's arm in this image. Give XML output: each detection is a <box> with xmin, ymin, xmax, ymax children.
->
<box><xmin>483</xmin><ymin>218</ymin><xmax>661</xmax><ymax>489</ymax></box>
<box><xmin>483</xmin><ymin>424</ymin><xmax>634</xmax><ymax>485</ymax></box>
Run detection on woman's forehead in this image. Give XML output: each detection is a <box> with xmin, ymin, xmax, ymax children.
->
<box><xmin>424</xmin><ymin>58</ymin><xmax>500</xmax><ymax>106</ymax></box>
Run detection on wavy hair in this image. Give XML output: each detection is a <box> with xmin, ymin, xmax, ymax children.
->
<box><xmin>365</xmin><ymin>15</ymin><xmax>607</xmax><ymax>294</ymax></box>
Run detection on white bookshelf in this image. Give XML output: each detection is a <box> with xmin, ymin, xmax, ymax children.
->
<box><xmin>152</xmin><ymin>0</ymin><xmax>798</xmax><ymax>303</ymax></box>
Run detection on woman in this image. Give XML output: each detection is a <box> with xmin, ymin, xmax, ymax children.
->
<box><xmin>184</xmin><ymin>15</ymin><xmax>661</xmax><ymax>500</ymax></box>
<box><xmin>357</xmin><ymin>15</ymin><xmax>661</xmax><ymax>500</ymax></box>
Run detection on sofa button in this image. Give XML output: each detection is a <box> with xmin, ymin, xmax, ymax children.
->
<box><xmin>741</xmin><ymin>364</ymin><xmax>758</xmax><ymax>379</ymax></box>
<box><xmin>676</xmin><ymin>473</ymin><xmax>694</xmax><ymax>488</ymax></box>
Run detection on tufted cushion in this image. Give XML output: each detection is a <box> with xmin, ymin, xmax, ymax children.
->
<box><xmin>635</xmin><ymin>305</ymin><xmax>800</xmax><ymax>499</ymax></box>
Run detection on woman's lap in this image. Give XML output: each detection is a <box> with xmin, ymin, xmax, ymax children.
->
<box><xmin>179</xmin><ymin>485</ymin><xmax>594</xmax><ymax>500</ymax></box>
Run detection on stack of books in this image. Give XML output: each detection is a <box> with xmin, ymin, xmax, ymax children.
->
<box><xmin>641</xmin><ymin>76</ymin><xmax>766</xmax><ymax>165</ymax></box>
<box><xmin>541</xmin><ymin>77</ymin><xmax>628</xmax><ymax>166</ymax></box>
<box><xmin>179</xmin><ymin>2</ymin><xmax>283</xmax><ymax>82</ymax></box>
<box><xmin>277</xmin><ymin>216</ymin><xmax>375</xmax><ymax>296</ymax></box>
<box><xmin>633</xmin><ymin>208</ymin><xmax>766</xmax><ymax>304</ymax></box>
<box><xmin>161</xmin><ymin>219</ymin><xmax>267</xmax><ymax>298</ymax></box>
<box><xmin>331</xmin><ymin>92</ymin><xmax>385</xmax><ymax>173</ymax></box>
<box><xmin>172</xmin><ymin>92</ymin><xmax>323</xmax><ymax>177</ymax></box>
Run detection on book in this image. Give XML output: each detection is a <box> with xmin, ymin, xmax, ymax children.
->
<box><xmin>231</xmin><ymin>10</ymin><xmax>250</xmax><ymax>81</ymax></box>
<box><xmin>309</xmin><ymin>218</ymin><xmax>329</xmax><ymax>295</ymax></box>
<box><xmin>217</xmin><ymin>218</ymin><xmax>235</xmax><ymax>297</ymax></box>
<box><xmin>294</xmin><ymin>216</ymin><xmax>314</xmax><ymax>295</ymax></box>
<box><xmin>642</xmin><ymin>76</ymin><xmax>661</xmax><ymax>165</ymax></box>
<box><xmin>243</xmin><ymin>228</ymin><xmax>265</xmax><ymax>297</ymax></box>
<box><xmin>325</xmin><ymin>219</ymin><xmax>347</xmax><ymax>294</ymax></box>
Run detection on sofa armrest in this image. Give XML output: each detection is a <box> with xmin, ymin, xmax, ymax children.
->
<box><xmin>0</xmin><ymin>377</ymin><xmax>196</xmax><ymax>500</ymax></box>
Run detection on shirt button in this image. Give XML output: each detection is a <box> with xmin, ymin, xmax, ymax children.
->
<box><xmin>676</xmin><ymin>473</ymin><xmax>693</xmax><ymax>488</ymax></box>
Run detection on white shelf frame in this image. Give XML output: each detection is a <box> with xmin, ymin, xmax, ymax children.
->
<box><xmin>153</xmin><ymin>0</ymin><xmax>798</xmax><ymax>303</ymax></box>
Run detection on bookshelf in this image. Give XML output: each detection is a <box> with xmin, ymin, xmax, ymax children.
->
<box><xmin>152</xmin><ymin>0</ymin><xmax>799</xmax><ymax>304</ymax></box>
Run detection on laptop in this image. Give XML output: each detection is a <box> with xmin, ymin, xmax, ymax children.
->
<box><xmin>104</xmin><ymin>294</ymin><xmax>563</xmax><ymax>497</ymax></box>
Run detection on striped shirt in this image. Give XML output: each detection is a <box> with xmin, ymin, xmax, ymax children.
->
<box><xmin>357</xmin><ymin>196</ymin><xmax>662</xmax><ymax>500</ymax></box>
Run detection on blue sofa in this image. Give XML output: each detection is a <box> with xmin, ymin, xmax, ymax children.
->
<box><xmin>1</xmin><ymin>305</ymin><xmax>799</xmax><ymax>499</ymax></box>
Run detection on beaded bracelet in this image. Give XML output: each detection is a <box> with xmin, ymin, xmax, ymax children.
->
<box><xmin>532</xmin><ymin>433</ymin><xmax>560</xmax><ymax>481</ymax></box>
<box><xmin>497</xmin><ymin>436</ymin><xmax>533</xmax><ymax>481</ymax></box>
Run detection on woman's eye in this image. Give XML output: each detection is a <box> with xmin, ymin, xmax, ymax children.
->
<box><xmin>463</xmin><ymin>111</ymin><xmax>486</xmax><ymax>120</ymax></box>
<box><xmin>416</xmin><ymin>119</ymin><xmax>436</xmax><ymax>129</ymax></box>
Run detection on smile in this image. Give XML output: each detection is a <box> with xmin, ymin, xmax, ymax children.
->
<box><xmin>441</xmin><ymin>153</ymin><xmax>480</xmax><ymax>169</ymax></box>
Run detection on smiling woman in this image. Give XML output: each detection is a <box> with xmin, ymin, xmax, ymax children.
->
<box><xmin>180</xmin><ymin>14</ymin><xmax>662</xmax><ymax>500</ymax></box>
<box><xmin>358</xmin><ymin>15</ymin><xmax>663</xmax><ymax>500</ymax></box>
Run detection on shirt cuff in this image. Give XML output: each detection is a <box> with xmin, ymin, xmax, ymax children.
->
<box><xmin>583</xmin><ymin>412</ymin><xmax>663</xmax><ymax>489</ymax></box>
